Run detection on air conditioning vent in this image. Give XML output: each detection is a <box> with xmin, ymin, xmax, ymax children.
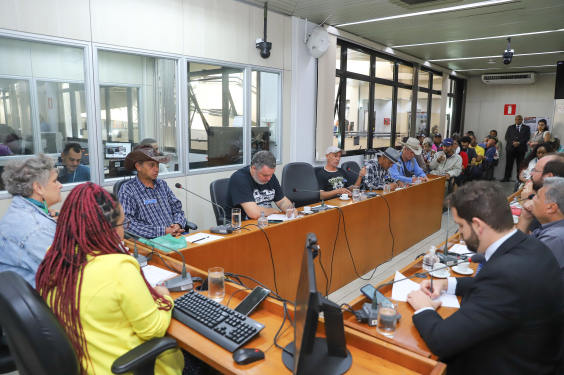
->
<box><xmin>481</xmin><ymin>72</ymin><xmax>536</xmax><ymax>85</ymax></box>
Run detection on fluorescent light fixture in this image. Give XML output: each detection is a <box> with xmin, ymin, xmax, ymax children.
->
<box><xmin>454</xmin><ymin>68</ymin><xmax>501</xmax><ymax>71</ymax></box>
<box><xmin>393</xmin><ymin>29</ymin><xmax>564</xmax><ymax>48</ymax></box>
<box><xmin>336</xmin><ymin>0</ymin><xmax>514</xmax><ymax>27</ymax></box>
<box><xmin>429</xmin><ymin>51</ymin><xmax>564</xmax><ymax>62</ymax></box>
<box><xmin>509</xmin><ymin>64</ymin><xmax>557</xmax><ymax>69</ymax></box>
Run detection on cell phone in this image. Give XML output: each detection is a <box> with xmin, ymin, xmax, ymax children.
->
<box><xmin>360</xmin><ymin>284</ymin><xmax>390</xmax><ymax>305</ymax></box>
<box><xmin>234</xmin><ymin>286</ymin><xmax>271</xmax><ymax>316</ymax></box>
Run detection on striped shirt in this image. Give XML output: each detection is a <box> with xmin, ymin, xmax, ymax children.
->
<box><xmin>360</xmin><ymin>153</ymin><xmax>398</xmax><ymax>191</ymax></box>
<box><xmin>118</xmin><ymin>177</ymin><xmax>186</xmax><ymax>239</ymax></box>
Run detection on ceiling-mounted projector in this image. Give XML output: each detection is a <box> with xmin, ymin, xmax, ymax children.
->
<box><xmin>307</xmin><ymin>27</ymin><xmax>329</xmax><ymax>58</ymax></box>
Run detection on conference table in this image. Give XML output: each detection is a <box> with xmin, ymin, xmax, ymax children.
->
<box><xmin>128</xmin><ymin>175</ymin><xmax>446</xmax><ymax>301</ymax></box>
<box><xmin>141</xmin><ymin>248</ymin><xmax>447</xmax><ymax>375</ymax></box>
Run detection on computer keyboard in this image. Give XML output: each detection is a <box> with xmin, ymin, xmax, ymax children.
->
<box><xmin>172</xmin><ymin>290</ymin><xmax>266</xmax><ymax>352</ymax></box>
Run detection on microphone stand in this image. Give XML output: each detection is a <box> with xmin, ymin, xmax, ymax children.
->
<box><xmin>436</xmin><ymin>204</ymin><xmax>459</xmax><ymax>264</ymax></box>
<box><xmin>347</xmin><ymin>167</ymin><xmax>379</xmax><ymax>198</ymax></box>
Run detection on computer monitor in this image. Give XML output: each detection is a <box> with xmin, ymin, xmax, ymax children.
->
<box><xmin>282</xmin><ymin>233</ymin><xmax>352</xmax><ymax>375</ymax></box>
<box><xmin>105</xmin><ymin>142</ymin><xmax>131</xmax><ymax>159</ymax></box>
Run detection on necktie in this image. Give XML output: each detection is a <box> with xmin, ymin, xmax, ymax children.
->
<box><xmin>476</xmin><ymin>261</ymin><xmax>485</xmax><ymax>274</ymax></box>
<box><xmin>517</xmin><ymin>126</ymin><xmax>520</xmax><ymax>132</ymax></box>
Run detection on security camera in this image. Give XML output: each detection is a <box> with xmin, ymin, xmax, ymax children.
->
<box><xmin>256</xmin><ymin>38</ymin><xmax>272</xmax><ymax>59</ymax></box>
<box><xmin>503</xmin><ymin>50</ymin><xmax>514</xmax><ymax>65</ymax></box>
<box><xmin>503</xmin><ymin>37</ymin><xmax>514</xmax><ymax>65</ymax></box>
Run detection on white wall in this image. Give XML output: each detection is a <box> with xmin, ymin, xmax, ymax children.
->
<box><xmin>0</xmin><ymin>0</ymin><xmax>293</xmax><ymax>229</ymax></box>
<box><xmin>464</xmin><ymin>74</ymin><xmax>557</xmax><ymax>179</ymax></box>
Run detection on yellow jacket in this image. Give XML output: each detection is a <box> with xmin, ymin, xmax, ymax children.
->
<box><xmin>50</xmin><ymin>254</ymin><xmax>183</xmax><ymax>375</ymax></box>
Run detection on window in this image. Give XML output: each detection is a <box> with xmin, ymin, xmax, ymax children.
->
<box><xmin>188</xmin><ymin>63</ymin><xmax>244</xmax><ymax>170</ymax></box>
<box><xmin>398</xmin><ymin>64</ymin><xmax>413</xmax><ymax>86</ymax></box>
<box><xmin>396</xmin><ymin>88</ymin><xmax>412</xmax><ymax>144</ymax></box>
<box><xmin>375</xmin><ymin>57</ymin><xmax>394</xmax><ymax>81</ymax></box>
<box><xmin>346</xmin><ymin>49</ymin><xmax>370</xmax><ymax>76</ymax></box>
<box><xmin>97</xmin><ymin>51</ymin><xmax>179</xmax><ymax>180</ymax></box>
<box><xmin>373</xmin><ymin>84</ymin><xmax>393</xmax><ymax>148</ymax></box>
<box><xmin>0</xmin><ymin>37</ymin><xmax>92</xmax><ymax>190</ymax></box>
<box><xmin>417</xmin><ymin>68</ymin><xmax>443</xmax><ymax>136</ymax></box>
<box><xmin>418</xmin><ymin>70</ymin><xmax>430</xmax><ymax>89</ymax></box>
<box><xmin>251</xmin><ymin>70</ymin><xmax>281</xmax><ymax>161</ymax></box>
<box><xmin>343</xmin><ymin>79</ymin><xmax>369</xmax><ymax>151</ymax></box>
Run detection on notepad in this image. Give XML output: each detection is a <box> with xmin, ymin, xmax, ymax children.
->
<box><xmin>186</xmin><ymin>233</ymin><xmax>224</xmax><ymax>244</ymax></box>
<box><xmin>142</xmin><ymin>265</ymin><xmax>178</xmax><ymax>287</ymax></box>
<box><xmin>391</xmin><ymin>271</ymin><xmax>460</xmax><ymax>309</ymax></box>
<box><xmin>448</xmin><ymin>244</ymin><xmax>472</xmax><ymax>256</ymax></box>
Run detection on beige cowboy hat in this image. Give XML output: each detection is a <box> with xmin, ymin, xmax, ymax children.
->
<box><xmin>400</xmin><ymin>137</ymin><xmax>423</xmax><ymax>155</ymax></box>
<box><xmin>124</xmin><ymin>144</ymin><xmax>172</xmax><ymax>171</ymax></box>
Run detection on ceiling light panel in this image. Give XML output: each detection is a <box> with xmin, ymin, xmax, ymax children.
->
<box><xmin>429</xmin><ymin>50</ymin><xmax>564</xmax><ymax>62</ymax></box>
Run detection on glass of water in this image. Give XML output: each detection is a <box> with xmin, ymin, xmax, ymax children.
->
<box><xmin>352</xmin><ymin>186</ymin><xmax>361</xmax><ymax>202</ymax></box>
<box><xmin>208</xmin><ymin>267</ymin><xmax>225</xmax><ymax>302</ymax></box>
<box><xmin>377</xmin><ymin>298</ymin><xmax>398</xmax><ymax>337</ymax></box>
<box><xmin>383</xmin><ymin>184</ymin><xmax>391</xmax><ymax>194</ymax></box>
<box><xmin>231</xmin><ymin>208</ymin><xmax>241</xmax><ymax>229</ymax></box>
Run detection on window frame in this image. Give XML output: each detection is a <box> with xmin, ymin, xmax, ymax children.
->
<box><xmin>417</xmin><ymin>67</ymin><xmax>443</xmax><ymax>136</ymax></box>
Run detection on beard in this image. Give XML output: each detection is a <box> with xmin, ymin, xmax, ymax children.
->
<box><xmin>532</xmin><ymin>178</ymin><xmax>543</xmax><ymax>192</ymax></box>
<box><xmin>252</xmin><ymin>171</ymin><xmax>267</xmax><ymax>185</ymax></box>
<box><xmin>463</xmin><ymin>227</ymin><xmax>480</xmax><ymax>252</ymax></box>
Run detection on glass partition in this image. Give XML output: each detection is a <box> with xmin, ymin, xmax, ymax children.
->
<box><xmin>373</xmin><ymin>84</ymin><xmax>393</xmax><ymax>148</ymax></box>
<box><xmin>396</xmin><ymin>88</ymin><xmax>412</xmax><ymax>145</ymax></box>
<box><xmin>251</xmin><ymin>70</ymin><xmax>280</xmax><ymax>161</ymax></box>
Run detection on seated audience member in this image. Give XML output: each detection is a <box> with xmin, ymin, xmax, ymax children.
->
<box><xmin>460</xmin><ymin>136</ymin><xmax>480</xmax><ymax>181</ymax></box>
<box><xmin>517</xmin><ymin>177</ymin><xmax>564</xmax><ymax>281</ymax></box>
<box><xmin>528</xmin><ymin>119</ymin><xmax>551</xmax><ymax>148</ymax></box>
<box><xmin>36</xmin><ymin>183</ymin><xmax>185</xmax><ymax>375</ymax></box>
<box><xmin>453</xmin><ymin>139</ymin><xmax>468</xmax><ymax>188</ymax></box>
<box><xmin>518</xmin><ymin>142</ymin><xmax>552</xmax><ymax>190</ymax></box>
<box><xmin>465</xmin><ymin>130</ymin><xmax>475</xmax><ymax>137</ymax></box>
<box><xmin>389</xmin><ymin>138</ymin><xmax>429</xmax><ymax>184</ymax></box>
<box><xmin>317</xmin><ymin>146</ymin><xmax>366</xmax><ymax>200</ymax></box>
<box><xmin>57</xmin><ymin>143</ymin><xmax>91</xmax><ymax>183</ymax></box>
<box><xmin>422</xmin><ymin>138</ymin><xmax>436</xmax><ymax>172</ymax></box>
<box><xmin>429</xmin><ymin>138</ymin><xmax>462</xmax><ymax>192</ymax></box>
<box><xmin>414</xmin><ymin>134</ymin><xmax>427</xmax><ymax>169</ymax></box>
<box><xmin>469</xmin><ymin>135</ymin><xmax>485</xmax><ymax>166</ymax></box>
<box><xmin>477</xmin><ymin>135</ymin><xmax>498</xmax><ymax>175</ymax></box>
<box><xmin>360</xmin><ymin>147</ymin><xmax>403</xmax><ymax>191</ymax></box>
<box><xmin>140</xmin><ymin>138</ymin><xmax>169</xmax><ymax>174</ymax></box>
<box><xmin>451</xmin><ymin>133</ymin><xmax>461</xmax><ymax>154</ymax></box>
<box><xmin>553</xmin><ymin>137</ymin><xmax>564</xmax><ymax>153</ymax></box>
<box><xmin>119</xmin><ymin>145</ymin><xmax>186</xmax><ymax>239</ymax></box>
<box><xmin>226</xmin><ymin>151</ymin><xmax>293</xmax><ymax>220</ymax></box>
<box><xmin>407</xmin><ymin>181</ymin><xmax>564</xmax><ymax>375</ymax></box>
<box><xmin>490</xmin><ymin>129</ymin><xmax>502</xmax><ymax>154</ymax></box>
<box><xmin>433</xmin><ymin>133</ymin><xmax>443</xmax><ymax>151</ymax></box>
<box><xmin>0</xmin><ymin>155</ymin><xmax>62</xmax><ymax>286</ymax></box>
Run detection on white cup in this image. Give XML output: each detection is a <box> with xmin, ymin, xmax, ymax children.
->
<box><xmin>341</xmin><ymin>194</ymin><xmax>349</xmax><ymax>199</ymax></box>
<box><xmin>433</xmin><ymin>263</ymin><xmax>448</xmax><ymax>277</ymax></box>
<box><xmin>303</xmin><ymin>206</ymin><xmax>312</xmax><ymax>213</ymax></box>
<box><xmin>458</xmin><ymin>261</ymin><xmax>470</xmax><ymax>273</ymax></box>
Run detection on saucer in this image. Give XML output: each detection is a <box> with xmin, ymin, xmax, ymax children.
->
<box><xmin>340</xmin><ymin>197</ymin><xmax>350</xmax><ymax>201</ymax></box>
<box><xmin>452</xmin><ymin>266</ymin><xmax>474</xmax><ymax>275</ymax></box>
<box><xmin>430</xmin><ymin>269</ymin><xmax>450</xmax><ymax>278</ymax></box>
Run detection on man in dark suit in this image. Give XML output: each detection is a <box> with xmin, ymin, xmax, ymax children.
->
<box><xmin>501</xmin><ymin>115</ymin><xmax>530</xmax><ymax>182</ymax></box>
<box><xmin>407</xmin><ymin>181</ymin><xmax>564</xmax><ymax>375</ymax></box>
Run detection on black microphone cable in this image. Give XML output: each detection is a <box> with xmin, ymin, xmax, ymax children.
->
<box><xmin>241</xmin><ymin>223</ymin><xmax>279</xmax><ymax>295</ymax></box>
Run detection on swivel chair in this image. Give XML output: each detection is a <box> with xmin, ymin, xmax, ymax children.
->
<box><xmin>341</xmin><ymin>161</ymin><xmax>361</xmax><ymax>186</ymax></box>
<box><xmin>281</xmin><ymin>163</ymin><xmax>320</xmax><ymax>207</ymax></box>
<box><xmin>210</xmin><ymin>178</ymin><xmax>230</xmax><ymax>225</ymax></box>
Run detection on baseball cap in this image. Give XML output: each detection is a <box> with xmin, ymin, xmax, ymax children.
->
<box><xmin>442</xmin><ymin>138</ymin><xmax>454</xmax><ymax>147</ymax></box>
<box><xmin>434</xmin><ymin>133</ymin><xmax>442</xmax><ymax>138</ymax></box>
<box><xmin>326</xmin><ymin>146</ymin><xmax>342</xmax><ymax>155</ymax></box>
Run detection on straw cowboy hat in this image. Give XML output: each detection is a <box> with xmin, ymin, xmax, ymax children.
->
<box><xmin>124</xmin><ymin>144</ymin><xmax>172</xmax><ymax>171</ymax></box>
<box><xmin>400</xmin><ymin>137</ymin><xmax>423</xmax><ymax>155</ymax></box>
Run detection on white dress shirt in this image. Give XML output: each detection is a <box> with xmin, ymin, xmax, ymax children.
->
<box><xmin>414</xmin><ymin>229</ymin><xmax>517</xmax><ymax>315</ymax></box>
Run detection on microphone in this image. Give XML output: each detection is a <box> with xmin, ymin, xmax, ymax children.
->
<box><xmin>175</xmin><ymin>183</ymin><xmax>233</xmax><ymax>235</ymax></box>
<box><xmin>124</xmin><ymin>231</ymin><xmax>148</xmax><ymax>267</ymax></box>
<box><xmin>514</xmin><ymin>194</ymin><xmax>535</xmax><ymax>203</ymax></box>
<box><xmin>293</xmin><ymin>188</ymin><xmax>330</xmax><ymax>212</ymax></box>
<box><xmin>361</xmin><ymin>254</ymin><xmax>484</xmax><ymax>326</ymax></box>
<box><xmin>347</xmin><ymin>167</ymin><xmax>379</xmax><ymax>197</ymax></box>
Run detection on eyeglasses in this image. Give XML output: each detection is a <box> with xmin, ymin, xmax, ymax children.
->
<box><xmin>531</xmin><ymin>168</ymin><xmax>543</xmax><ymax>174</ymax></box>
<box><xmin>113</xmin><ymin>219</ymin><xmax>130</xmax><ymax>230</ymax></box>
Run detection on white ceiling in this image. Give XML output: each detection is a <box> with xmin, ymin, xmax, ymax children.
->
<box><xmin>241</xmin><ymin>0</ymin><xmax>564</xmax><ymax>76</ymax></box>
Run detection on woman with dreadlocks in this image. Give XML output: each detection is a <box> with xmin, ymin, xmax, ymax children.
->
<box><xmin>35</xmin><ymin>183</ymin><xmax>184</xmax><ymax>375</ymax></box>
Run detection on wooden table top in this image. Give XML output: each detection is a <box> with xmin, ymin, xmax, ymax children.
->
<box><xmin>141</xmin><ymin>248</ymin><xmax>446</xmax><ymax>375</ymax></box>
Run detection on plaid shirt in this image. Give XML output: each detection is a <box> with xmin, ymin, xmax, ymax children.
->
<box><xmin>360</xmin><ymin>153</ymin><xmax>398</xmax><ymax>190</ymax></box>
<box><xmin>118</xmin><ymin>177</ymin><xmax>186</xmax><ymax>239</ymax></box>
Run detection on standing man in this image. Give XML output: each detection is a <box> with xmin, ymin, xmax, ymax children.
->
<box><xmin>389</xmin><ymin>138</ymin><xmax>429</xmax><ymax>184</ymax></box>
<box><xmin>407</xmin><ymin>182</ymin><xmax>564</xmax><ymax>375</ymax></box>
<box><xmin>57</xmin><ymin>143</ymin><xmax>90</xmax><ymax>184</ymax></box>
<box><xmin>119</xmin><ymin>144</ymin><xmax>187</xmax><ymax>239</ymax></box>
<box><xmin>360</xmin><ymin>147</ymin><xmax>403</xmax><ymax>192</ymax></box>
<box><xmin>317</xmin><ymin>146</ymin><xmax>366</xmax><ymax>200</ymax></box>
<box><xmin>502</xmin><ymin>115</ymin><xmax>531</xmax><ymax>182</ymax></box>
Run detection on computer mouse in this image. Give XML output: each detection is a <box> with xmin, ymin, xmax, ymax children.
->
<box><xmin>232</xmin><ymin>348</ymin><xmax>265</xmax><ymax>365</ymax></box>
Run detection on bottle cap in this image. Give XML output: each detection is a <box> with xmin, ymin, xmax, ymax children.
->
<box><xmin>429</xmin><ymin>246</ymin><xmax>436</xmax><ymax>255</ymax></box>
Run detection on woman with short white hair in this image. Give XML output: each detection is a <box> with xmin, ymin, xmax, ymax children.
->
<box><xmin>0</xmin><ymin>154</ymin><xmax>62</xmax><ymax>286</ymax></box>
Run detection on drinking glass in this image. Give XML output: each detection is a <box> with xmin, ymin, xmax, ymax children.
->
<box><xmin>231</xmin><ymin>208</ymin><xmax>241</xmax><ymax>229</ymax></box>
<box><xmin>352</xmin><ymin>186</ymin><xmax>361</xmax><ymax>202</ymax></box>
<box><xmin>286</xmin><ymin>206</ymin><xmax>296</xmax><ymax>220</ymax></box>
<box><xmin>377</xmin><ymin>298</ymin><xmax>398</xmax><ymax>337</ymax></box>
<box><xmin>383</xmin><ymin>184</ymin><xmax>391</xmax><ymax>194</ymax></box>
<box><xmin>208</xmin><ymin>267</ymin><xmax>225</xmax><ymax>301</ymax></box>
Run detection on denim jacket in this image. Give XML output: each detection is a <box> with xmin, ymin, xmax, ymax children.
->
<box><xmin>0</xmin><ymin>196</ymin><xmax>57</xmax><ymax>287</ymax></box>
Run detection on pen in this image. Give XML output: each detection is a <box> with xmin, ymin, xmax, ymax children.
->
<box><xmin>192</xmin><ymin>236</ymin><xmax>208</xmax><ymax>243</ymax></box>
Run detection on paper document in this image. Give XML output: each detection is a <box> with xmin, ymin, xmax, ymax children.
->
<box><xmin>186</xmin><ymin>233</ymin><xmax>224</xmax><ymax>244</ymax></box>
<box><xmin>142</xmin><ymin>265</ymin><xmax>178</xmax><ymax>287</ymax></box>
<box><xmin>448</xmin><ymin>244</ymin><xmax>472</xmax><ymax>256</ymax></box>
<box><xmin>267</xmin><ymin>213</ymin><xmax>303</xmax><ymax>222</ymax></box>
<box><xmin>391</xmin><ymin>271</ymin><xmax>460</xmax><ymax>308</ymax></box>
<box><xmin>311</xmin><ymin>204</ymin><xmax>337</xmax><ymax>209</ymax></box>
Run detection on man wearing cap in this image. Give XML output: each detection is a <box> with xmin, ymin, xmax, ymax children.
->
<box><xmin>433</xmin><ymin>133</ymin><xmax>443</xmax><ymax>152</ymax></box>
<box><xmin>317</xmin><ymin>146</ymin><xmax>366</xmax><ymax>200</ymax></box>
<box><xmin>360</xmin><ymin>147</ymin><xmax>404</xmax><ymax>192</ymax></box>
<box><xmin>389</xmin><ymin>138</ymin><xmax>429</xmax><ymax>184</ymax></box>
<box><xmin>429</xmin><ymin>138</ymin><xmax>463</xmax><ymax>191</ymax></box>
<box><xmin>140</xmin><ymin>138</ymin><xmax>169</xmax><ymax>174</ymax></box>
<box><xmin>118</xmin><ymin>144</ymin><xmax>187</xmax><ymax>239</ymax></box>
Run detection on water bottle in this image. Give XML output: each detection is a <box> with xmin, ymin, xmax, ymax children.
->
<box><xmin>422</xmin><ymin>246</ymin><xmax>439</xmax><ymax>271</ymax></box>
<box><xmin>257</xmin><ymin>211</ymin><xmax>268</xmax><ymax>228</ymax></box>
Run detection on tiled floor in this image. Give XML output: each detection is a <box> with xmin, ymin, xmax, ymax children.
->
<box><xmin>327</xmin><ymin>180</ymin><xmax>515</xmax><ymax>307</ymax></box>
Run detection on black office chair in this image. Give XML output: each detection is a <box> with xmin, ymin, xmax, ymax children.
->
<box><xmin>281</xmin><ymin>163</ymin><xmax>320</xmax><ymax>207</ymax></box>
<box><xmin>341</xmin><ymin>161</ymin><xmax>361</xmax><ymax>186</ymax></box>
<box><xmin>210</xmin><ymin>178</ymin><xmax>230</xmax><ymax>225</ymax></box>
<box><xmin>0</xmin><ymin>327</ymin><xmax>16</xmax><ymax>374</ymax></box>
<box><xmin>313</xmin><ymin>166</ymin><xmax>323</xmax><ymax>177</ymax></box>
<box><xmin>0</xmin><ymin>271</ymin><xmax>178</xmax><ymax>375</ymax></box>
